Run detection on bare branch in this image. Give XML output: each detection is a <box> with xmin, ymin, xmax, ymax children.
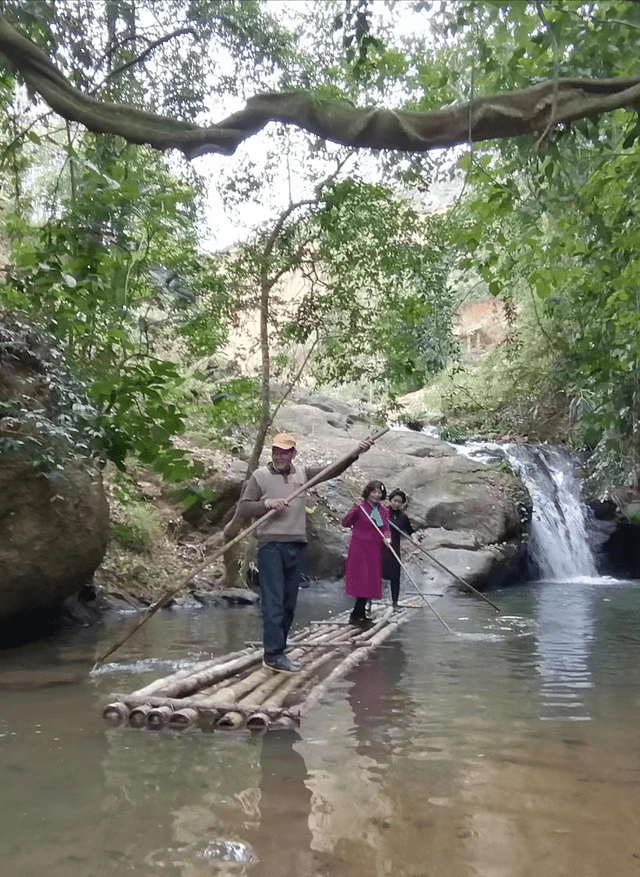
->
<box><xmin>91</xmin><ymin>27</ymin><xmax>197</xmax><ymax>94</ymax></box>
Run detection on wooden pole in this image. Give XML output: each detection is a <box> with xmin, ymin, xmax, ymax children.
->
<box><xmin>390</xmin><ymin>521</ymin><xmax>502</xmax><ymax>613</ymax></box>
<box><xmin>95</xmin><ymin>426</ymin><xmax>390</xmax><ymax>666</ymax></box>
<box><xmin>102</xmin><ymin>701</ymin><xmax>130</xmax><ymax>725</ymax></box>
<box><xmin>129</xmin><ymin>648</ymin><xmax>253</xmax><ymax>698</ymax></box>
<box><xmin>385</xmin><ymin>541</ymin><xmax>454</xmax><ymax>634</ymax></box>
<box><xmin>352</xmin><ymin>500</ymin><xmax>454</xmax><ymax>634</ymax></box>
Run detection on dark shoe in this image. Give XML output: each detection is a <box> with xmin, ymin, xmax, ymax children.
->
<box><xmin>392</xmin><ymin>601</ymin><xmax>399</xmax><ymax>612</ymax></box>
<box><xmin>349</xmin><ymin>614</ymin><xmax>372</xmax><ymax>627</ymax></box>
<box><xmin>262</xmin><ymin>653</ymin><xmax>300</xmax><ymax>673</ymax></box>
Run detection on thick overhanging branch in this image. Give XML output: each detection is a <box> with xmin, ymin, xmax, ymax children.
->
<box><xmin>1</xmin><ymin>15</ymin><xmax>640</xmax><ymax>159</ymax></box>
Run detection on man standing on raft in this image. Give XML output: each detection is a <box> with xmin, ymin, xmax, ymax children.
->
<box><xmin>238</xmin><ymin>432</ymin><xmax>373</xmax><ymax>674</ymax></box>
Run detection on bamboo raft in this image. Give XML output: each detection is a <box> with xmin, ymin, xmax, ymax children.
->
<box><xmin>102</xmin><ymin>597</ymin><xmax>423</xmax><ymax>733</ymax></box>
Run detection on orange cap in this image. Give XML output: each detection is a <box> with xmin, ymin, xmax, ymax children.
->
<box><xmin>271</xmin><ymin>432</ymin><xmax>297</xmax><ymax>450</ymax></box>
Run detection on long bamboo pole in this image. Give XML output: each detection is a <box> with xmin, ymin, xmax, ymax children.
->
<box><xmin>390</xmin><ymin>521</ymin><xmax>502</xmax><ymax>613</ymax></box>
<box><xmin>129</xmin><ymin>648</ymin><xmax>253</xmax><ymax>698</ymax></box>
<box><xmin>352</xmin><ymin>500</ymin><xmax>454</xmax><ymax>634</ymax></box>
<box><xmin>95</xmin><ymin>426</ymin><xmax>390</xmax><ymax>666</ymax></box>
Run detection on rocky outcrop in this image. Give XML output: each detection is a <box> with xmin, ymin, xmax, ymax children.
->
<box><xmin>0</xmin><ymin>455</ymin><xmax>109</xmax><ymax>624</ymax></box>
<box><xmin>0</xmin><ymin>321</ymin><xmax>110</xmax><ymax>629</ymax></box>
<box><xmin>273</xmin><ymin>396</ymin><xmax>525</xmax><ymax>589</ymax></box>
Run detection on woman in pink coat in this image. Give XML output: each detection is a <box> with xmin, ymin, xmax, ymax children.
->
<box><xmin>342</xmin><ymin>480</ymin><xmax>392</xmax><ymax>625</ymax></box>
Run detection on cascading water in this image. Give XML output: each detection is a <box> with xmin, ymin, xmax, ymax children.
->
<box><xmin>503</xmin><ymin>444</ymin><xmax>598</xmax><ymax>580</ymax></box>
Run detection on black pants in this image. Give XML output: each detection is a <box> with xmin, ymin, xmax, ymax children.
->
<box><xmin>257</xmin><ymin>541</ymin><xmax>305</xmax><ymax>656</ymax></box>
<box><xmin>387</xmin><ymin>571</ymin><xmax>400</xmax><ymax>605</ymax></box>
<box><xmin>383</xmin><ymin>546</ymin><xmax>401</xmax><ymax>604</ymax></box>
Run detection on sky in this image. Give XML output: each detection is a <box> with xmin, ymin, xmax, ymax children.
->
<box><xmin>182</xmin><ymin>0</ymin><xmax>463</xmax><ymax>252</ymax></box>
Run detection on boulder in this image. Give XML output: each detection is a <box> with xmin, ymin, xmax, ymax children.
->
<box><xmin>304</xmin><ymin>506</ymin><xmax>350</xmax><ymax>579</ymax></box>
<box><xmin>271</xmin><ymin>402</ymin><xmax>525</xmax><ymax>590</ymax></box>
<box><xmin>0</xmin><ymin>455</ymin><xmax>110</xmax><ymax>624</ymax></box>
<box><xmin>393</xmin><ymin>456</ymin><xmax>522</xmax><ymax>544</ymax></box>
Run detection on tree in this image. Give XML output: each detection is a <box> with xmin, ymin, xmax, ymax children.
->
<box><xmin>422</xmin><ymin>0</ymin><xmax>640</xmax><ymax>492</ymax></box>
<box><xmin>1</xmin><ymin>12</ymin><xmax>640</xmax><ymax>160</ymax></box>
<box><xmin>4</xmin><ymin>0</ymin><xmax>640</xmax><ymax>498</ymax></box>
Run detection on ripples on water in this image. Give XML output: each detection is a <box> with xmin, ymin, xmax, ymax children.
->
<box><xmin>1</xmin><ymin>578</ymin><xmax>640</xmax><ymax>877</ymax></box>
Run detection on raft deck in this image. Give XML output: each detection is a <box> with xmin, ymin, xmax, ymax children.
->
<box><xmin>102</xmin><ymin>597</ymin><xmax>423</xmax><ymax>733</ymax></box>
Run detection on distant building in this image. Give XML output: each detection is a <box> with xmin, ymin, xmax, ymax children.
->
<box><xmin>453</xmin><ymin>297</ymin><xmax>511</xmax><ymax>358</ymax></box>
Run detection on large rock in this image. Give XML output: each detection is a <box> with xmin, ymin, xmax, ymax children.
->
<box><xmin>304</xmin><ymin>505</ymin><xmax>350</xmax><ymax>579</ymax></box>
<box><xmin>393</xmin><ymin>455</ymin><xmax>522</xmax><ymax>544</ymax></box>
<box><xmin>0</xmin><ymin>455</ymin><xmax>109</xmax><ymax>623</ymax></box>
<box><xmin>272</xmin><ymin>403</ymin><xmax>525</xmax><ymax>589</ymax></box>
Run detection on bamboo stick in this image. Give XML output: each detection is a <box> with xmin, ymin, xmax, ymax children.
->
<box><xmin>245</xmin><ymin>713</ymin><xmax>270</xmax><ymax>731</ymax></box>
<box><xmin>147</xmin><ymin>705</ymin><xmax>173</xmax><ymax>729</ymax></box>
<box><xmin>129</xmin><ymin>648</ymin><xmax>252</xmax><ymax>697</ymax></box>
<box><xmin>168</xmin><ymin>707</ymin><xmax>199</xmax><ymax>729</ymax></box>
<box><xmin>129</xmin><ymin>703</ymin><xmax>153</xmax><ymax>727</ymax></box>
<box><xmin>134</xmin><ymin>640</ymin><xmax>334</xmax><ymax>730</ymax></box>
<box><xmin>391</xmin><ymin>522</ymin><xmax>502</xmax><ymax>612</ymax></box>
<box><xmin>235</xmin><ymin>652</ymin><xmax>338</xmax><ymax>731</ymax></box>
<box><xmin>102</xmin><ymin>701</ymin><xmax>130</xmax><ymax>725</ymax></box>
<box><xmin>95</xmin><ymin>426</ymin><xmax>390</xmax><ymax>666</ymax></box>
<box><xmin>202</xmin><ymin>666</ymin><xmax>272</xmax><ymax>707</ymax></box>
<box><xmin>155</xmin><ymin>651</ymin><xmax>262</xmax><ymax>698</ymax></box>
<box><xmin>114</xmin><ymin>692</ymin><xmax>297</xmax><ymax>718</ymax></box>
<box><xmin>215</xmin><ymin>711</ymin><xmax>246</xmax><ymax>730</ymax></box>
<box><xmin>198</xmin><ymin>708</ymin><xmax>222</xmax><ymax>730</ymax></box>
<box><xmin>232</xmin><ymin>643</ymin><xmax>324</xmax><ymax>718</ymax></box>
<box><xmin>262</xmin><ymin>651</ymin><xmax>337</xmax><ymax>710</ymax></box>
<box><xmin>297</xmin><ymin>609</ymin><xmax>410</xmax><ymax>717</ymax></box>
<box><xmin>128</xmin><ymin>660</ymin><xmax>223</xmax><ymax>697</ymax></box>
<box><xmin>239</xmin><ymin>665</ymin><xmax>299</xmax><ymax>707</ymax></box>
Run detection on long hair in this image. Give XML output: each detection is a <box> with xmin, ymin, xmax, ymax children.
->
<box><xmin>362</xmin><ymin>480</ymin><xmax>386</xmax><ymax>501</ymax></box>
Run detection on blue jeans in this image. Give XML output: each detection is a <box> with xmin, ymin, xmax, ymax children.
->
<box><xmin>257</xmin><ymin>541</ymin><xmax>305</xmax><ymax>656</ymax></box>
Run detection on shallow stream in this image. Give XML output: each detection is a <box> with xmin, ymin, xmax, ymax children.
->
<box><xmin>1</xmin><ymin>577</ymin><xmax>640</xmax><ymax>877</ymax></box>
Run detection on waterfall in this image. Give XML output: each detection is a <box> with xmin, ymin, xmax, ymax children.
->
<box><xmin>503</xmin><ymin>444</ymin><xmax>598</xmax><ymax>580</ymax></box>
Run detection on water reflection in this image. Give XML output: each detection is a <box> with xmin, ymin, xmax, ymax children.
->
<box><xmin>347</xmin><ymin>640</ymin><xmax>411</xmax><ymax>764</ymax></box>
<box><xmin>246</xmin><ymin>730</ymin><xmax>314</xmax><ymax>876</ymax></box>
<box><xmin>2</xmin><ymin>585</ymin><xmax>640</xmax><ymax>877</ymax></box>
<box><xmin>533</xmin><ymin>581</ymin><xmax>595</xmax><ymax>721</ymax></box>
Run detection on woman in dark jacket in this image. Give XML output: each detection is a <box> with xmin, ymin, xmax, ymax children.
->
<box><xmin>382</xmin><ymin>489</ymin><xmax>414</xmax><ymax>609</ymax></box>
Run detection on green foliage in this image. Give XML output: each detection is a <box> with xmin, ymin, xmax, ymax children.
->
<box><xmin>0</xmin><ymin>319</ymin><xmax>104</xmax><ymax>473</ymax></box>
<box><xmin>627</xmin><ymin>507</ymin><xmax>640</xmax><ymax>526</ymax></box>
<box><xmin>91</xmin><ymin>358</ymin><xmax>200</xmax><ymax>480</ymax></box>
<box><xmin>179</xmin><ymin>481</ymin><xmax>216</xmax><ymax>509</ymax></box>
<box><xmin>206</xmin><ymin>377</ymin><xmax>261</xmax><ymax>433</ymax></box>
<box><xmin>308</xmin><ymin>179</ymin><xmax>454</xmax><ymax>394</ymax></box>
<box><xmin>110</xmin><ymin>498</ymin><xmax>161</xmax><ymax>550</ymax></box>
<box><xmin>5</xmin><ymin>0</ymin><xmax>640</xmax><ymax>500</ymax></box>
<box><xmin>111</xmin><ymin>516</ymin><xmax>155</xmax><ymax>550</ymax></box>
<box><xmin>426</xmin><ymin>1</ymin><xmax>640</xmax><ymax>490</ymax></box>
<box><xmin>0</xmin><ymin>135</ymin><xmax>233</xmax><ymax>479</ymax></box>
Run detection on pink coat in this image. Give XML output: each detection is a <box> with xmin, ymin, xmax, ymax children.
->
<box><xmin>342</xmin><ymin>502</ymin><xmax>392</xmax><ymax>599</ymax></box>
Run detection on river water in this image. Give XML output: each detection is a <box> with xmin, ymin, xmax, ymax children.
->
<box><xmin>1</xmin><ymin>576</ymin><xmax>640</xmax><ymax>877</ymax></box>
